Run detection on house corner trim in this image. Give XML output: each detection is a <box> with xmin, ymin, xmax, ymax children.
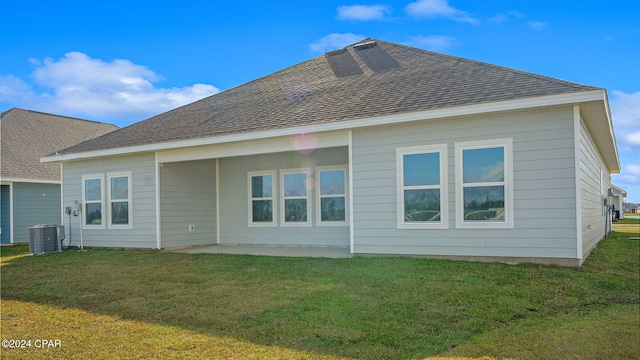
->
<box><xmin>573</xmin><ymin>105</ymin><xmax>583</xmax><ymax>260</ymax></box>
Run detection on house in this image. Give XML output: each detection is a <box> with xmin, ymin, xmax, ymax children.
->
<box><xmin>1</xmin><ymin>108</ymin><xmax>118</xmax><ymax>244</ymax></box>
<box><xmin>623</xmin><ymin>203</ymin><xmax>638</xmax><ymax>214</ymax></box>
<box><xmin>41</xmin><ymin>39</ymin><xmax>620</xmax><ymax>266</ymax></box>
<box><xmin>610</xmin><ymin>184</ymin><xmax>627</xmax><ymax>221</ymax></box>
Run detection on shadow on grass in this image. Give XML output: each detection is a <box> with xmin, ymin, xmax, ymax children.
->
<box><xmin>1</xmin><ymin>232</ymin><xmax>639</xmax><ymax>359</ymax></box>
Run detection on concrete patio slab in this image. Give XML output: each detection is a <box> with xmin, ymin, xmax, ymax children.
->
<box><xmin>166</xmin><ymin>244</ymin><xmax>352</xmax><ymax>258</ymax></box>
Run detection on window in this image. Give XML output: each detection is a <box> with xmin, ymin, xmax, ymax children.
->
<box><xmin>317</xmin><ymin>166</ymin><xmax>348</xmax><ymax>226</ymax></box>
<box><xmin>281</xmin><ymin>169</ymin><xmax>311</xmax><ymax>226</ymax></box>
<box><xmin>397</xmin><ymin>144</ymin><xmax>448</xmax><ymax>229</ymax></box>
<box><xmin>455</xmin><ymin>138</ymin><xmax>513</xmax><ymax>228</ymax></box>
<box><xmin>82</xmin><ymin>174</ymin><xmax>104</xmax><ymax>228</ymax></box>
<box><xmin>248</xmin><ymin>171</ymin><xmax>276</xmax><ymax>227</ymax></box>
<box><xmin>108</xmin><ymin>172</ymin><xmax>132</xmax><ymax>228</ymax></box>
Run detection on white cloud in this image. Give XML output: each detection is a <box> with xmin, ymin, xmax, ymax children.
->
<box><xmin>488</xmin><ymin>11</ymin><xmax>523</xmax><ymax>24</ymax></box>
<box><xmin>528</xmin><ymin>21</ymin><xmax>548</xmax><ymax>30</ymax></box>
<box><xmin>404</xmin><ymin>35</ymin><xmax>457</xmax><ymax>52</ymax></box>
<box><xmin>0</xmin><ymin>75</ymin><xmax>35</xmax><ymax>103</ymax></box>
<box><xmin>0</xmin><ymin>52</ymin><xmax>219</xmax><ymax>123</ymax></box>
<box><xmin>337</xmin><ymin>5</ymin><xmax>391</xmax><ymax>21</ymax></box>
<box><xmin>405</xmin><ymin>0</ymin><xmax>478</xmax><ymax>24</ymax></box>
<box><xmin>624</xmin><ymin>164</ymin><xmax>640</xmax><ymax>176</ymax></box>
<box><xmin>610</xmin><ymin>90</ymin><xmax>640</xmax><ymax>126</ymax></box>
<box><xmin>618</xmin><ymin>164</ymin><xmax>640</xmax><ymax>186</ymax></box>
<box><xmin>309</xmin><ymin>33</ymin><xmax>366</xmax><ymax>54</ymax></box>
<box><xmin>610</xmin><ymin>90</ymin><xmax>640</xmax><ymax>149</ymax></box>
<box><xmin>488</xmin><ymin>14</ymin><xmax>508</xmax><ymax>24</ymax></box>
<box><xmin>610</xmin><ymin>90</ymin><xmax>640</xmax><ymax>201</ymax></box>
<box><xmin>624</xmin><ymin>131</ymin><xmax>640</xmax><ymax>146</ymax></box>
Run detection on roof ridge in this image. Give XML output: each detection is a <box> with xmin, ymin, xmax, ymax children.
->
<box><xmin>370</xmin><ymin>38</ymin><xmax>600</xmax><ymax>91</ymax></box>
<box><xmin>1</xmin><ymin>107</ymin><xmax>119</xmax><ymax>127</ymax></box>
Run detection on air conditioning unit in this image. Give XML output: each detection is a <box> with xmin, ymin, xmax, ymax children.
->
<box><xmin>29</xmin><ymin>224</ymin><xmax>64</xmax><ymax>255</ymax></box>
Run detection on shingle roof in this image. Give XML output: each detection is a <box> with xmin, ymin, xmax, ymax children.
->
<box><xmin>57</xmin><ymin>38</ymin><xmax>599</xmax><ymax>155</ymax></box>
<box><xmin>1</xmin><ymin>108</ymin><xmax>118</xmax><ymax>180</ymax></box>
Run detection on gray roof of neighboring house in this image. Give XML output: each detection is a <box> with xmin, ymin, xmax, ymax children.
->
<box><xmin>1</xmin><ymin>108</ymin><xmax>118</xmax><ymax>181</ymax></box>
<box><xmin>56</xmin><ymin>38</ymin><xmax>600</xmax><ymax>155</ymax></box>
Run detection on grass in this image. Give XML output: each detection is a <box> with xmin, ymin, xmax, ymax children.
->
<box><xmin>613</xmin><ymin>216</ymin><xmax>640</xmax><ymax>236</ymax></box>
<box><xmin>618</xmin><ymin>216</ymin><xmax>640</xmax><ymax>225</ymax></box>
<box><xmin>1</xmin><ymin>232</ymin><xmax>638</xmax><ymax>359</ymax></box>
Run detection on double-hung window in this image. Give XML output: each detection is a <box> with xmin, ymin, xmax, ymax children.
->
<box><xmin>107</xmin><ymin>172</ymin><xmax>132</xmax><ymax>228</ymax></box>
<box><xmin>82</xmin><ymin>174</ymin><xmax>104</xmax><ymax>229</ymax></box>
<box><xmin>455</xmin><ymin>138</ymin><xmax>513</xmax><ymax>228</ymax></box>
<box><xmin>397</xmin><ymin>144</ymin><xmax>448</xmax><ymax>229</ymax></box>
<box><xmin>316</xmin><ymin>166</ymin><xmax>348</xmax><ymax>226</ymax></box>
<box><xmin>248</xmin><ymin>171</ymin><xmax>276</xmax><ymax>227</ymax></box>
<box><xmin>281</xmin><ymin>169</ymin><xmax>311</xmax><ymax>226</ymax></box>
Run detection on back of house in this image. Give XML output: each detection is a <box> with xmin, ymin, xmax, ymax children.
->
<box><xmin>41</xmin><ymin>39</ymin><xmax>620</xmax><ymax>266</ymax></box>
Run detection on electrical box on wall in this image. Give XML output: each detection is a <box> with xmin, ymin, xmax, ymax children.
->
<box><xmin>188</xmin><ymin>225</ymin><xmax>195</xmax><ymax>232</ymax></box>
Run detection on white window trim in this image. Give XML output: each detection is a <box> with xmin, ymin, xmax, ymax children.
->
<box><xmin>81</xmin><ymin>174</ymin><xmax>105</xmax><ymax>229</ymax></box>
<box><xmin>316</xmin><ymin>165</ymin><xmax>349</xmax><ymax>227</ymax></box>
<box><xmin>396</xmin><ymin>144</ymin><xmax>449</xmax><ymax>229</ymax></box>
<box><xmin>280</xmin><ymin>168</ymin><xmax>312</xmax><ymax>227</ymax></box>
<box><xmin>248</xmin><ymin>170</ymin><xmax>277</xmax><ymax>227</ymax></box>
<box><xmin>455</xmin><ymin>138</ymin><xmax>514</xmax><ymax>229</ymax></box>
<box><xmin>107</xmin><ymin>172</ymin><xmax>133</xmax><ymax>229</ymax></box>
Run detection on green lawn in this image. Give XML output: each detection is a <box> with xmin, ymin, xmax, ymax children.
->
<box><xmin>1</xmin><ymin>232</ymin><xmax>638</xmax><ymax>359</ymax></box>
<box><xmin>618</xmin><ymin>216</ymin><xmax>640</xmax><ymax>225</ymax></box>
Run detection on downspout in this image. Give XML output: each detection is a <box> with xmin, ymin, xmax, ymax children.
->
<box><xmin>60</xmin><ymin>164</ymin><xmax>64</xmax><ymax>226</ymax></box>
<box><xmin>9</xmin><ymin>182</ymin><xmax>14</xmax><ymax>244</ymax></box>
<box><xmin>573</xmin><ymin>105</ymin><xmax>583</xmax><ymax>261</ymax></box>
<box><xmin>605</xmin><ymin>186</ymin><xmax>613</xmax><ymax>238</ymax></box>
<box><xmin>216</xmin><ymin>158</ymin><xmax>220</xmax><ymax>244</ymax></box>
<box><xmin>348</xmin><ymin>130</ymin><xmax>355</xmax><ymax>254</ymax></box>
<box><xmin>155</xmin><ymin>152</ymin><xmax>162</xmax><ymax>249</ymax></box>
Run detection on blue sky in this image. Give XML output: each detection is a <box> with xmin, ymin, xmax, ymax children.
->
<box><xmin>1</xmin><ymin>0</ymin><xmax>638</xmax><ymax>202</ymax></box>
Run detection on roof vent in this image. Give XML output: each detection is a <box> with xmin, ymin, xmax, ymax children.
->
<box><xmin>353</xmin><ymin>41</ymin><xmax>400</xmax><ymax>73</ymax></box>
<box><xmin>326</xmin><ymin>48</ymin><xmax>348</xmax><ymax>57</ymax></box>
<box><xmin>325</xmin><ymin>48</ymin><xmax>364</xmax><ymax>78</ymax></box>
<box><xmin>353</xmin><ymin>41</ymin><xmax>377</xmax><ymax>51</ymax></box>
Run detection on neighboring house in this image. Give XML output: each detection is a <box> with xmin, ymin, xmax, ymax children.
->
<box><xmin>1</xmin><ymin>108</ymin><xmax>118</xmax><ymax>244</ymax></box>
<box><xmin>625</xmin><ymin>204</ymin><xmax>639</xmax><ymax>214</ymax></box>
<box><xmin>610</xmin><ymin>184</ymin><xmax>627</xmax><ymax>220</ymax></box>
<box><xmin>42</xmin><ymin>39</ymin><xmax>620</xmax><ymax>266</ymax></box>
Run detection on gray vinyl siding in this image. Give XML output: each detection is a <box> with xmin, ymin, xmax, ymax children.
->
<box><xmin>1</xmin><ymin>185</ymin><xmax>10</xmax><ymax>243</ymax></box>
<box><xmin>218</xmin><ymin>147</ymin><xmax>349</xmax><ymax>246</ymax></box>
<box><xmin>579</xmin><ymin>115</ymin><xmax>610</xmax><ymax>256</ymax></box>
<box><xmin>62</xmin><ymin>153</ymin><xmax>157</xmax><ymax>248</ymax></box>
<box><xmin>160</xmin><ymin>159</ymin><xmax>216</xmax><ymax>248</ymax></box>
<box><xmin>351</xmin><ymin>106</ymin><xmax>579</xmax><ymax>259</ymax></box>
<box><xmin>12</xmin><ymin>182</ymin><xmax>61</xmax><ymax>243</ymax></box>
<box><xmin>10</xmin><ymin>182</ymin><xmax>61</xmax><ymax>244</ymax></box>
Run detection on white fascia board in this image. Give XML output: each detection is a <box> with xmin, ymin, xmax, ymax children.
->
<box><xmin>0</xmin><ymin>178</ymin><xmax>61</xmax><ymax>184</ymax></box>
<box><xmin>41</xmin><ymin>90</ymin><xmax>606</xmax><ymax>163</ymax></box>
<box><xmin>601</xmin><ymin>91</ymin><xmax>621</xmax><ymax>173</ymax></box>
